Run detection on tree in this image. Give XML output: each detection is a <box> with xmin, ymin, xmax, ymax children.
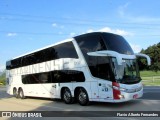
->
<box><xmin>0</xmin><ymin>71</ymin><xmax>6</xmax><ymax>85</ymax></box>
<box><xmin>138</xmin><ymin>42</ymin><xmax>160</xmax><ymax>72</ymax></box>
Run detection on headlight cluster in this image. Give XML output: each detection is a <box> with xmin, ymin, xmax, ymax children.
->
<box><xmin>112</xmin><ymin>85</ymin><xmax>143</xmax><ymax>93</ymax></box>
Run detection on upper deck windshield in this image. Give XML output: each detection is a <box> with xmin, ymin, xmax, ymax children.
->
<box><xmin>102</xmin><ymin>33</ymin><xmax>134</xmax><ymax>55</ymax></box>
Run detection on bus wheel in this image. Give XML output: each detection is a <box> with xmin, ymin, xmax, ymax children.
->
<box><xmin>13</xmin><ymin>88</ymin><xmax>18</xmax><ymax>98</ymax></box>
<box><xmin>62</xmin><ymin>88</ymin><xmax>74</xmax><ymax>104</ymax></box>
<box><xmin>18</xmin><ymin>88</ymin><xmax>25</xmax><ymax>99</ymax></box>
<box><xmin>77</xmin><ymin>88</ymin><xmax>89</xmax><ymax>106</ymax></box>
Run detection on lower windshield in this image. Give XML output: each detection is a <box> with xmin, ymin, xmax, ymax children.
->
<box><xmin>112</xmin><ymin>58</ymin><xmax>141</xmax><ymax>84</ymax></box>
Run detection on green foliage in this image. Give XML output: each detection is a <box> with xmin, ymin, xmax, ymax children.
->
<box><xmin>0</xmin><ymin>72</ymin><xmax>6</xmax><ymax>85</ymax></box>
<box><xmin>138</xmin><ymin>42</ymin><xmax>160</xmax><ymax>72</ymax></box>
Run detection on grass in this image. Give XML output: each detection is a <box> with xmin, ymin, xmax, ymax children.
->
<box><xmin>142</xmin><ymin>80</ymin><xmax>160</xmax><ymax>86</ymax></box>
<box><xmin>140</xmin><ymin>70</ymin><xmax>160</xmax><ymax>86</ymax></box>
<box><xmin>140</xmin><ymin>70</ymin><xmax>160</xmax><ymax>77</ymax></box>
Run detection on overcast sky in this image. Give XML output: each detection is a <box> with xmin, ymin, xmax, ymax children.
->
<box><xmin>0</xmin><ymin>0</ymin><xmax>160</xmax><ymax>70</ymax></box>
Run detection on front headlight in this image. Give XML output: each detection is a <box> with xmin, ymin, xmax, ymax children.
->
<box><xmin>110</xmin><ymin>84</ymin><xmax>143</xmax><ymax>93</ymax></box>
<box><xmin>112</xmin><ymin>86</ymin><xmax>127</xmax><ymax>92</ymax></box>
<box><xmin>112</xmin><ymin>86</ymin><xmax>119</xmax><ymax>90</ymax></box>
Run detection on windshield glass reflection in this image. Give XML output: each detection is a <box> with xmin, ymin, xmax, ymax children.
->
<box><xmin>112</xmin><ymin>58</ymin><xmax>140</xmax><ymax>84</ymax></box>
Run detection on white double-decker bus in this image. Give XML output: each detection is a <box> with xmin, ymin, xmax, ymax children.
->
<box><xmin>6</xmin><ymin>32</ymin><xmax>151</xmax><ymax>106</ymax></box>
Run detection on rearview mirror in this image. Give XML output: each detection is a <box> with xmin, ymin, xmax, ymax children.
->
<box><xmin>135</xmin><ymin>53</ymin><xmax>151</xmax><ymax>65</ymax></box>
<box><xmin>87</xmin><ymin>50</ymin><xmax>123</xmax><ymax>65</ymax></box>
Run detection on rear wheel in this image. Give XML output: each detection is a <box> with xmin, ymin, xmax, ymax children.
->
<box><xmin>77</xmin><ymin>88</ymin><xmax>89</xmax><ymax>106</ymax></box>
<box><xmin>62</xmin><ymin>88</ymin><xmax>74</xmax><ymax>104</ymax></box>
<box><xmin>13</xmin><ymin>88</ymin><xmax>18</xmax><ymax>98</ymax></box>
<box><xmin>18</xmin><ymin>88</ymin><xmax>25</xmax><ymax>99</ymax></box>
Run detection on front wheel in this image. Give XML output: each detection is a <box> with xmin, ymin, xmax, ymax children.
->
<box><xmin>77</xmin><ymin>88</ymin><xmax>89</xmax><ymax>106</ymax></box>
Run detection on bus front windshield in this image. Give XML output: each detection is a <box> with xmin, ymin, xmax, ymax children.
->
<box><xmin>112</xmin><ymin>58</ymin><xmax>141</xmax><ymax>84</ymax></box>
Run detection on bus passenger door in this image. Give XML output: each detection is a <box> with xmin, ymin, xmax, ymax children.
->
<box><xmin>50</xmin><ymin>83</ymin><xmax>58</xmax><ymax>97</ymax></box>
<box><xmin>97</xmin><ymin>57</ymin><xmax>113</xmax><ymax>100</ymax></box>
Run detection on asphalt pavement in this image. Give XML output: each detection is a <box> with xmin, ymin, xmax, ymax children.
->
<box><xmin>0</xmin><ymin>86</ymin><xmax>160</xmax><ymax>120</ymax></box>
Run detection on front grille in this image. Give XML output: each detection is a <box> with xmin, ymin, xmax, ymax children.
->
<box><xmin>125</xmin><ymin>86</ymin><xmax>142</xmax><ymax>93</ymax></box>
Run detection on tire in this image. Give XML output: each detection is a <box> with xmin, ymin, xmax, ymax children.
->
<box><xmin>62</xmin><ymin>88</ymin><xmax>74</xmax><ymax>104</ymax></box>
<box><xmin>77</xmin><ymin>88</ymin><xmax>89</xmax><ymax>106</ymax></box>
<box><xmin>18</xmin><ymin>88</ymin><xmax>25</xmax><ymax>99</ymax></box>
<box><xmin>13</xmin><ymin>88</ymin><xmax>18</xmax><ymax>98</ymax></box>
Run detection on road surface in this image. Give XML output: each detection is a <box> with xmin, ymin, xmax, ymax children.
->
<box><xmin>0</xmin><ymin>86</ymin><xmax>160</xmax><ymax>120</ymax></box>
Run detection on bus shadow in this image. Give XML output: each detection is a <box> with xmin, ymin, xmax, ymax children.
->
<box><xmin>91</xmin><ymin>100</ymin><xmax>138</xmax><ymax>108</ymax></box>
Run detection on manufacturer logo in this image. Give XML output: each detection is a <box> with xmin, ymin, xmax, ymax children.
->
<box><xmin>2</xmin><ymin>112</ymin><xmax>11</xmax><ymax>117</ymax></box>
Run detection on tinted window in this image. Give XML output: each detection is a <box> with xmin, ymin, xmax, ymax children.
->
<box><xmin>76</xmin><ymin>34</ymin><xmax>106</xmax><ymax>62</ymax></box>
<box><xmin>51</xmin><ymin>70</ymin><xmax>85</xmax><ymax>83</ymax></box>
<box><xmin>22</xmin><ymin>72</ymin><xmax>51</xmax><ymax>84</ymax></box>
<box><xmin>22</xmin><ymin>70</ymin><xmax>85</xmax><ymax>84</ymax></box>
<box><xmin>102</xmin><ymin>33</ymin><xmax>134</xmax><ymax>55</ymax></box>
<box><xmin>54</xmin><ymin>42</ymin><xmax>78</xmax><ymax>59</ymax></box>
<box><xmin>8</xmin><ymin>42</ymin><xmax>78</xmax><ymax>69</ymax></box>
<box><xmin>6</xmin><ymin>61</ymin><xmax>11</xmax><ymax>70</ymax></box>
<box><xmin>22</xmin><ymin>57</ymin><xmax>27</xmax><ymax>66</ymax></box>
<box><xmin>86</xmin><ymin>56</ymin><xmax>114</xmax><ymax>81</ymax></box>
<box><xmin>34</xmin><ymin>51</ymin><xmax>43</xmax><ymax>63</ymax></box>
<box><xmin>75</xmin><ymin>33</ymin><xmax>115</xmax><ymax>81</ymax></box>
<box><xmin>76</xmin><ymin>35</ymin><xmax>105</xmax><ymax>53</ymax></box>
<box><xmin>37</xmin><ymin>47</ymin><xmax>56</xmax><ymax>63</ymax></box>
<box><xmin>96</xmin><ymin>56</ymin><xmax>114</xmax><ymax>80</ymax></box>
<box><xmin>22</xmin><ymin>74</ymin><xmax>40</xmax><ymax>84</ymax></box>
<box><xmin>11</xmin><ymin>58</ymin><xmax>21</xmax><ymax>69</ymax></box>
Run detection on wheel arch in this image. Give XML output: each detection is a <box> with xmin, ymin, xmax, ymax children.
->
<box><xmin>74</xmin><ymin>87</ymin><xmax>89</xmax><ymax>99</ymax></box>
<box><xmin>60</xmin><ymin>87</ymin><xmax>70</xmax><ymax>99</ymax></box>
<box><xmin>18</xmin><ymin>87</ymin><xmax>23</xmax><ymax>92</ymax></box>
<box><xmin>13</xmin><ymin>87</ymin><xmax>17</xmax><ymax>94</ymax></box>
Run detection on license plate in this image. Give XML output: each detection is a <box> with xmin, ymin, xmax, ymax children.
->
<box><xmin>133</xmin><ymin>94</ymin><xmax>138</xmax><ymax>99</ymax></box>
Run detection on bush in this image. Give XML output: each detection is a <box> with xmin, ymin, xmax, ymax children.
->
<box><xmin>0</xmin><ymin>72</ymin><xmax>6</xmax><ymax>85</ymax></box>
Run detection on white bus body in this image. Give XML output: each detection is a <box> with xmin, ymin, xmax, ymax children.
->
<box><xmin>6</xmin><ymin>32</ymin><xmax>151</xmax><ymax>105</ymax></box>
